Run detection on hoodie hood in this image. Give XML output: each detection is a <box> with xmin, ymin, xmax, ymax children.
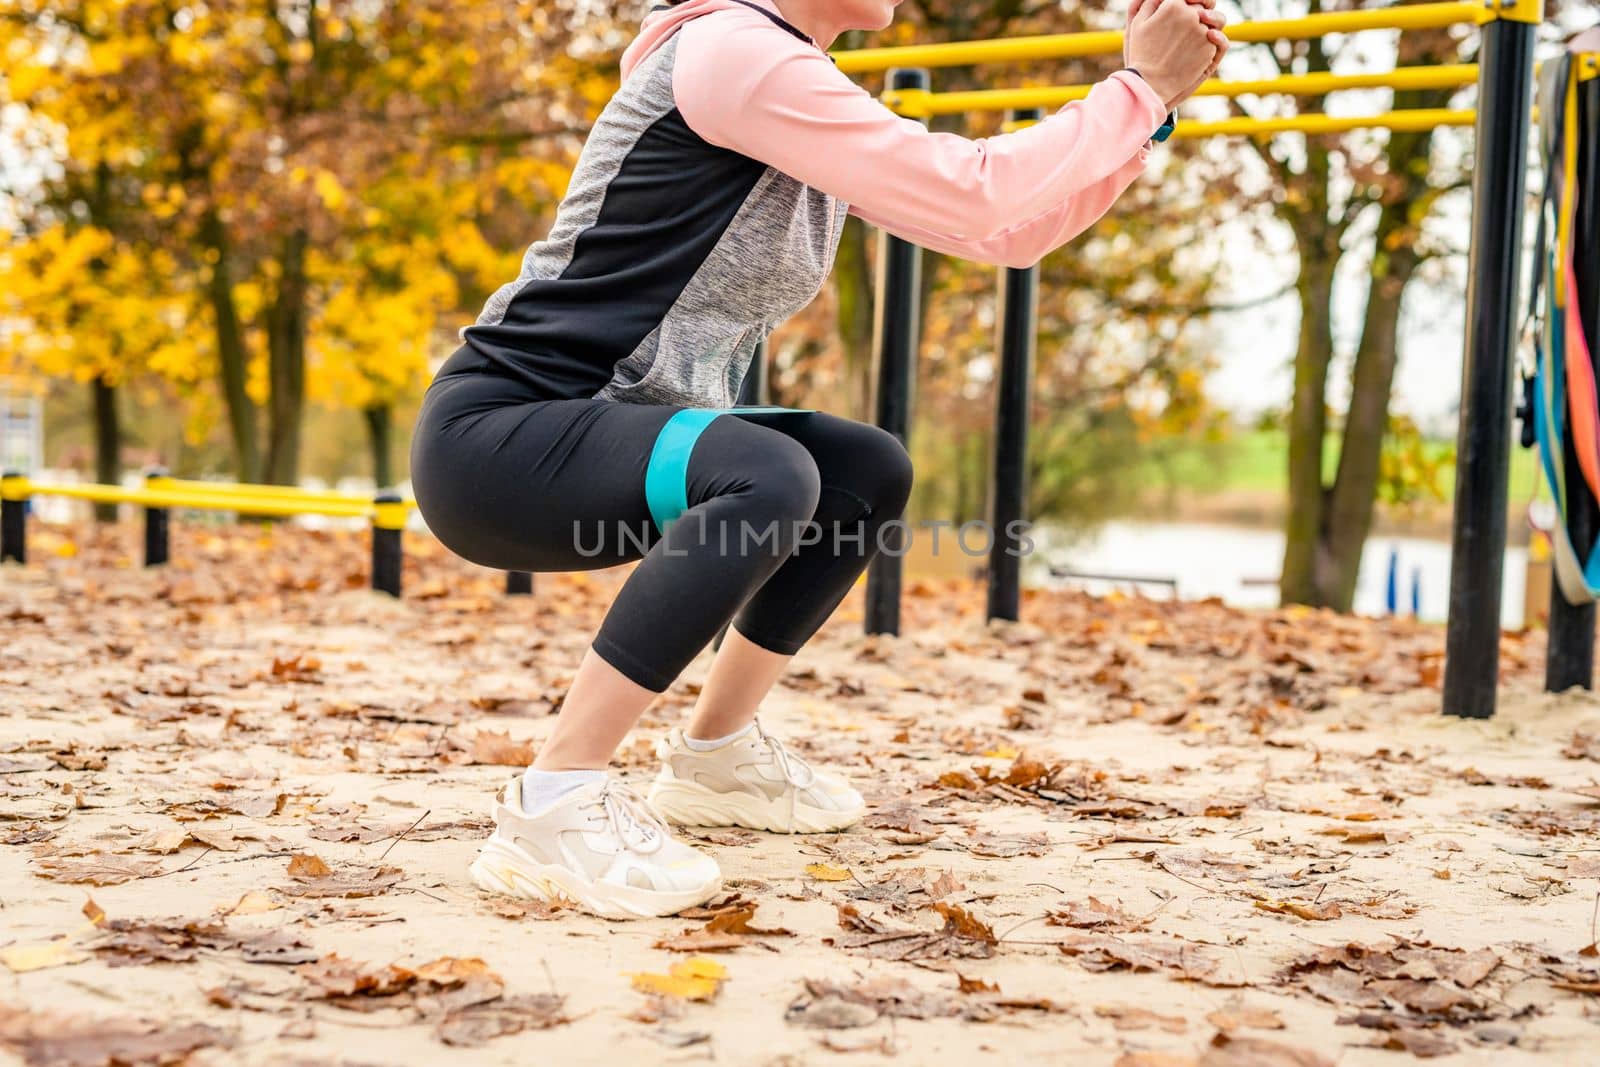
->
<box><xmin>621</xmin><ymin>0</ymin><xmax>811</xmax><ymax>81</ymax></box>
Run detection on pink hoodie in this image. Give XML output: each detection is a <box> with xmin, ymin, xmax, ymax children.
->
<box><xmin>622</xmin><ymin>0</ymin><xmax>1168</xmax><ymax>268</ymax></box>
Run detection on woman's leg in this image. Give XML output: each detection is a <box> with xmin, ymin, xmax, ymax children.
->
<box><xmin>684</xmin><ymin>414</ymin><xmax>914</xmax><ymax>740</ymax></box>
<box><xmin>647</xmin><ymin>415</ymin><xmax>913</xmax><ymax>834</ymax></box>
<box><xmin>413</xmin><ymin>387</ymin><xmax>826</xmax><ymax>765</ymax></box>
<box><xmin>411</xmin><ymin>386</ymin><xmax>834</xmax><ymax>915</ymax></box>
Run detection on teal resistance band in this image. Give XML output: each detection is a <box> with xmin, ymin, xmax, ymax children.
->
<box><xmin>642</xmin><ymin>406</ymin><xmax>813</xmax><ymax>532</ymax></box>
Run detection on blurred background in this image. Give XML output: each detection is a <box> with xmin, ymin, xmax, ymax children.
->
<box><xmin>0</xmin><ymin>0</ymin><xmax>1583</xmax><ymax>622</ymax></box>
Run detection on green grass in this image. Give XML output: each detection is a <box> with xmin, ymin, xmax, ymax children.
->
<box><xmin>1143</xmin><ymin>428</ymin><xmax>1544</xmax><ymax>505</ymax></box>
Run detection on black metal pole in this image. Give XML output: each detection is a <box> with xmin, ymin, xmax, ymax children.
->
<box><xmin>737</xmin><ymin>340</ymin><xmax>769</xmax><ymax>406</ymax></box>
<box><xmin>1</xmin><ymin>471</ymin><xmax>26</xmax><ymax>564</ymax></box>
<box><xmin>864</xmin><ymin>68</ymin><xmax>928</xmax><ymax>637</ymax></box>
<box><xmin>143</xmin><ymin>468</ymin><xmax>171</xmax><ymax>568</ymax></box>
<box><xmin>1547</xmin><ymin>73</ymin><xmax>1600</xmax><ymax>692</ymax></box>
<box><xmin>1442</xmin><ymin>14</ymin><xmax>1538</xmax><ymax>718</ymax></box>
<box><xmin>371</xmin><ymin>492</ymin><xmax>405</xmax><ymax>597</ymax></box>
<box><xmin>987</xmin><ymin>113</ymin><xmax>1041</xmax><ymax>622</ymax></box>
<box><xmin>506</xmin><ymin>571</ymin><xmax>534</xmax><ymax>596</ymax></box>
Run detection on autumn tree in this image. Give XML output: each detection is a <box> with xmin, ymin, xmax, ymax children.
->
<box><xmin>0</xmin><ymin>225</ymin><xmax>195</xmax><ymax>514</ymax></box>
<box><xmin>1</xmin><ymin>0</ymin><xmax>593</xmax><ymax>484</ymax></box>
<box><xmin>1216</xmin><ymin>0</ymin><xmax>1476</xmax><ymax>610</ymax></box>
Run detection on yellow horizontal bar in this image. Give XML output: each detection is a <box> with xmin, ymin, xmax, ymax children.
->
<box><xmin>166</xmin><ymin>478</ymin><xmax>378</xmax><ymax>506</ymax></box>
<box><xmin>24</xmin><ymin>481</ymin><xmax>402</xmax><ymax>519</ymax></box>
<box><xmin>834</xmin><ymin>2</ymin><xmax>1484</xmax><ymax>73</ymax></box>
<box><xmin>1008</xmin><ymin>107</ymin><xmax>1476</xmax><ymax>136</ymax></box>
<box><xmin>886</xmin><ymin>64</ymin><xmax>1480</xmax><ymax>118</ymax></box>
<box><xmin>1177</xmin><ymin>107</ymin><xmax>1476</xmax><ymax>136</ymax></box>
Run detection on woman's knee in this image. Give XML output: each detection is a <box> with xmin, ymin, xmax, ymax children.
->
<box><xmin>849</xmin><ymin>424</ymin><xmax>914</xmax><ymax>516</ymax></box>
<box><xmin>743</xmin><ymin>434</ymin><xmax>822</xmax><ymax>526</ymax></box>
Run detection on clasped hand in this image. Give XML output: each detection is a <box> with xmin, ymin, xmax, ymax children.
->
<box><xmin>1124</xmin><ymin>0</ymin><xmax>1230</xmax><ymax>112</ymax></box>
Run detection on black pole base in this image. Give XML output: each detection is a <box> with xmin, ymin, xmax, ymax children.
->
<box><xmin>1546</xmin><ymin>595</ymin><xmax>1595</xmax><ymax>691</ymax></box>
<box><xmin>1</xmin><ymin>498</ymin><xmax>23</xmax><ymax>565</ymax></box>
<box><xmin>143</xmin><ymin>508</ymin><xmax>170</xmax><ymax>568</ymax></box>
<box><xmin>371</xmin><ymin>493</ymin><xmax>405</xmax><ymax>597</ymax></box>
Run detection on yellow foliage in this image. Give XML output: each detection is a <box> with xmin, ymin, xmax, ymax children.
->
<box><xmin>804</xmin><ymin>863</ymin><xmax>853</xmax><ymax>882</ymax></box>
<box><xmin>626</xmin><ymin>957</ymin><xmax>729</xmax><ymax>1001</ymax></box>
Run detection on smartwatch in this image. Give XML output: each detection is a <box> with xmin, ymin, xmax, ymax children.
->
<box><xmin>1120</xmin><ymin>69</ymin><xmax>1177</xmax><ymax>144</ymax></box>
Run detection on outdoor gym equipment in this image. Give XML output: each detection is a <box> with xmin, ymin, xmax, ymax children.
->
<box><xmin>1525</xmin><ymin>47</ymin><xmax>1600</xmax><ymax>691</ymax></box>
<box><xmin>0</xmin><ymin>471</ymin><xmax>535</xmax><ymax>599</ymax></box>
<box><xmin>0</xmin><ymin>1</ymin><xmax>1571</xmax><ymax>720</ymax></box>
<box><xmin>821</xmin><ymin>0</ymin><xmax>1545</xmax><ymax>718</ymax></box>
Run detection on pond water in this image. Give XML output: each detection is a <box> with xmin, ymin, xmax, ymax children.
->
<box><xmin>1034</xmin><ymin>520</ymin><xmax>1529</xmax><ymax>629</ymax></box>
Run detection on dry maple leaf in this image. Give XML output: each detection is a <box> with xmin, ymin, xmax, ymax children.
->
<box><xmin>961</xmin><ymin>830</ymin><xmax>1051</xmax><ymax>858</ymax></box>
<box><xmin>90</xmin><ymin>917</ymin><xmax>316</xmax><ymax>967</ymax></box>
<box><xmin>1048</xmin><ymin>897</ymin><xmax>1150</xmax><ymax>933</ymax></box>
<box><xmin>0</xmin><ymin>1001</ymin><xmax>232</xmax><ymax>1065</ymax></box>
<box><xmin>287</xmin><ymin>853</ymin><xmax>332</xmax><ymax>879</ymax></box>
<box><xmin>627</xmin><ymin>957</ymin><xmax>728</xmax><ymax>1001</ymax></box>
<box><xmin>32</xmin><ymin>854</ymin><xmax>163</xmax><ymax>886</ymax></box>
<box><xmin>465</xmin><ymin>729</ymin><xmax>538</xmax><ymax>766</ymax></box>
<box><xmin>1206</xmin><ymin>1003</ymin><xmax>1285</xmax><ymax>1032</ymax></box>
<box><xmin>1562</xmin><ymin>732</ymin><xmax>1600</xmax><ymax>762</ymax></box>
<box><xmin>1254</xmin><ymin>898</ymin><xmax>1343</xmax><ymax>922</ymax></box>
<box><xmin>654</xmin><ymin>903</ymin><xmax>794</xmax><ymax>953</ymax></box>
<box><xmin>1059</xmin><ymin>934</ymin><xmax>1249</xmax><ymax>987</ymax></box>
<box><xmin>933</xmin><ymin>902</ymin><xmax>996</xmax><ymax>944</ymax></box>
<box><xmin>296</xmin><ymin>954</ymin><xmax>418</xmax><ymax>999</ymax></box>
<box><xmin>1202</xmin><ymin>1032</ymin><xmax>1335</xmax><ymax>1067</ymax></box>
<box><xmin>281</xmin><ymin>852</ymin><xmax>402</xmax><ymax>898</ymax></box>
<box><xmin>435</xmin><ymin>994</ymin><xmax>568</xmax><ymax>1047</ymax></box>
<box><xmin>1094</xmin><ymin>1003</ymin><xmax>1187</xmax><ymax>1032</ymax></box>
<box><xmin>270</xmin><ymin>654</ymin><xmax>323</xmax><ymax>682</ymax></box>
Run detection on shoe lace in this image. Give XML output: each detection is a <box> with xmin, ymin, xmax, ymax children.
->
<box><xmin>755</xmin><ymin>719</ymin><xmax>815</xmax><ymax>790</ymax></box>
<box><xmin>596</xmin><ymin>781</ymin><xmax>667</xmax><ymax>853</ymax></box>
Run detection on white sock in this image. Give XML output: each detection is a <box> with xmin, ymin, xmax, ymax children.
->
<box><xmin>521</xmin><ymin>768</ymin><xmax>606</xmax><ymax>815</ymax></box>
<box><xmin>684</xmin><ymin>722</ymin><xmax>756</xmax><ymax>752</ymax></box>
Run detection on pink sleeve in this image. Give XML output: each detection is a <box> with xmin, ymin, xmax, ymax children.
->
<box><xmin>848</xmin><ymin>151</ymin><xmax>1151</xmax><ymax>267</ymax></box>
<box><xmin>673</xmin><ymin>11</ymin><xmax>1168</xmax><ymax>269</ymax></box>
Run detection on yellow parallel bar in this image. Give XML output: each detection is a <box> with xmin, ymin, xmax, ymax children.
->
<box><xmin>833</xmin><ymin>2</ymin><xmax>1484</xmax><ymax>73</ymax></box>
<box><xmin>1176</xmin><ymin>107</ymin><xmax>1476</xmax><ymax>137</ymax></box>
<box><xmin>1002</xmin><ymin>108</ymin><xmax>1476</xmax><ymax>136</ymax></box>
<box><xmin>166</xmin><ymin>478</ymin><xmax>380</xmax><ymax>506</ymax></box>
<box><xmin>26</xmin><ymin>482</ymin><xmax>388</xmax><ymax>519</ymax></box>
<box><xmin>886</xmin><ymin>64</ymin><xmax>1480</xmax><ymax>118</ymax></box>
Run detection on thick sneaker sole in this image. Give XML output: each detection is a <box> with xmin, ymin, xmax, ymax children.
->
<box><xmin>467</xmin><ymin>837</ymin><xmax>720</xmax><ymax>920</ymax></box>
<box><xmin>647</xmin><ymin>778</ymin><xmax>864</xmax><ymax>834</ymax></box>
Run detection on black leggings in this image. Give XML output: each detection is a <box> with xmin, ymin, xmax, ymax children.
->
<box><xmin>409</xmin><ymin>353</ymin><xmax>913</xmax><ymax>692</ymax></box>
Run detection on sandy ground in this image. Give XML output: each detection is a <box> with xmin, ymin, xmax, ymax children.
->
<box><xmin>4</xmin><ymin>521</ymin><xmax>1600</xmax><ymax>1066</ymax></box>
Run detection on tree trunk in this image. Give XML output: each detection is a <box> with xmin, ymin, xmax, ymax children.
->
<box><xmin>1279</xmin><ymin>250</ymin><xmax>1337</xmax><ymax>606</ymax></box>
<box><xmin>1323</xmin><ymin>195</ymin><xmax>1430</xmax><ymax>609</ymax></box>
<box><xmin>364</xmin><ymin>405</ymin><xmax>394</xmax><ymax>490</ymax></box>
<box><xmin>201</xmin><ymin>209</ymin><xmax>261</xmax><ymax>483</ymax></box>
<box><xmin>266</xmin><ymin>229</ymin><xmax>310</xmax><ymax>487</ymax></box>
<box><xmin>91</xmin><ymin>377</ymin><xmax>119</xmax><ymax>523</ymax></box>
<box><xmin>834</xmin><ymin>215</ymin><xmax>875</xmax><ymax>420</ymax></box>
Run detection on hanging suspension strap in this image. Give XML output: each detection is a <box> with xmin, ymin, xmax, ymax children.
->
<box><xmin>1528</xmin><ymin>53</ymin><xmax>1600</xmax><ymax>604</ymax></box>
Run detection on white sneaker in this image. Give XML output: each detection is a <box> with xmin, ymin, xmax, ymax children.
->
<box><xmin>468</xmin><ymin>776</ymin><xmax>721</xmax><ymax>919</ymax></box>
<box><xmin>647</xmin><ymin>720</ymin><xmax>866</xmax><ymax>834</ymax></box>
